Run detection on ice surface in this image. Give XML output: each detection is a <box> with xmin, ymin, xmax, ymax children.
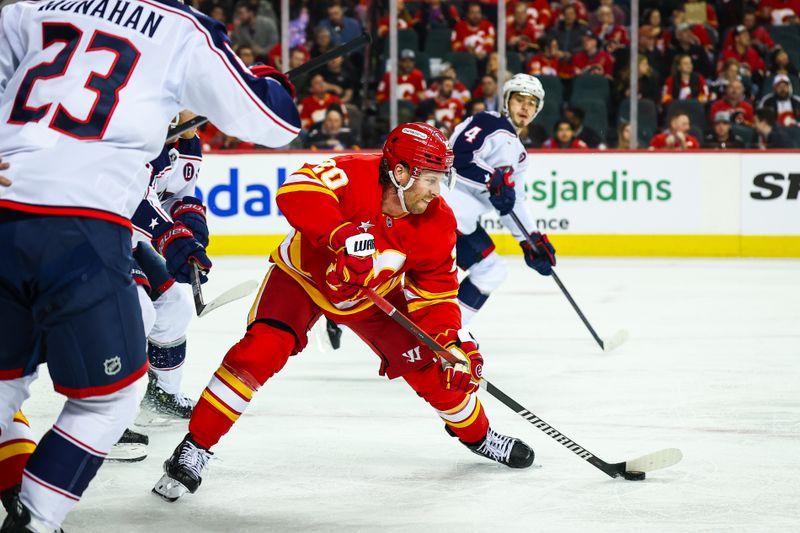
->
<box><xmin>13</xmin><ymin>257</ymin><xmax>800</xmax><ymax>532</ymax></box>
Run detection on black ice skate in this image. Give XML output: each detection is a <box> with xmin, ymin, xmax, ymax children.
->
<box><xmin>106</xmin><ymin>428</ymin><xmax>149</xmax><ymax>463</ymax></box>
<box><xmin>152</xmin><ymin>434</ymin><xmax>212</xmax><ymax>503</ymax></box>
<box><xmin>140</xmin><ymin>371</ymin><xmax>195</xmax><ymax>421</ymax></box>
<box><xmin>0</xmin><ymin>483</ymin><xmax>19</xmax><ymax>514</ymax></box>
<box><xmin>448</xmin><ymin>426</ymin><xmax>535</xmax><ymax>468</ymax></box>
<box><xmin>0</xmin><ymin>492</ymin><xmax>64</xmax><ymax>532</ymax></box>
<box><xmin>325</xmin><ymin>318</ymin><xmax>343</xmax><ymax>350</ymax></box>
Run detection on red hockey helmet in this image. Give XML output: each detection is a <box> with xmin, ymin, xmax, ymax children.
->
<box><xmin>382</xmin><ymin>123</ymin><xmax>454</xmax><ymax>182</ymax></box>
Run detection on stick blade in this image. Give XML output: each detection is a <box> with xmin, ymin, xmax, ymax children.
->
<box><xmin>624</xmin><ymin>448</ymin><xmax>683</xmax><ymax>473</ymax></box>
<box><xmin>198</xmin><ymin>280</ymin><xmax>259</xmax><ymax>318</ymax></box>
<box><xmin>602</xmin><ymin>329</ymin><xmax>629</xmax><ymax>352</ymax></box>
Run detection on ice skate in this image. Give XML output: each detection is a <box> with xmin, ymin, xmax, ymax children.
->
<box><xmin>0</xmin><ymin>484</ymin><xmax>19</xmax><ymax>514</ymax></box>
<box><xmin>449</xmin><ymin>426</ymin><xmax>534</xmax><ymax>468</ymax></box>
<box><xmin>1</xmin><ymin>493</ymin><xmax>64</xmax><ymax>533</ymax></box>
<box><xmin>139</xmin><ymin>371</ymin><xmax>195</xmax><ymax>424</ymax></box>
<box><xmin>106</xmin><ymin>428</ymin><xmax>149</xmax><ymax>463</ymax></box>
<box><xmin>152</xmin><ymin>434</ymin><xmax>212</xmax><ymax>502</ymax></box>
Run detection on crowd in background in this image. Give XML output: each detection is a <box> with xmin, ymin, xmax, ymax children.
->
<box><xmin>190</xmin><ymin>0</ymin><xmax>800</xmax><ymax>150</ymax></box>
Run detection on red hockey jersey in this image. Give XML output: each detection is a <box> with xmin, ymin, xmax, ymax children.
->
<box><xmin>273</xmin><ymin>154</ymin><xmax>460</xmax><ymax>336</ymax></box>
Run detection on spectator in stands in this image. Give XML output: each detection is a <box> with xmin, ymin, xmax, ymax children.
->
<box><xmin>638</xmin><ymin>25</ymin><xmax>667</xmax><ymax>79</ymax></box>
<box><xmin>289</xmin><ymin>47</ymin><xmax>310</xmax><ymax>71</ymax></box>
<box><xmin>759</xmin><ymin>74</ymin><xmax>800</xmax><ymax>126</ymax></box>
<box><xmin>465</xmin><ymin>99</ymin><xmax>487</xmax><ymax>118</ymax></box>
<box><xmin>666</xmin><ymin>22</ymin><xmax>714</xmax><ymax>78</ymax></box>
<box><xmin>589</xmin><ymin>0</ymin><xmax>625</xmax><ymax>29</ymax></box>
<box><xmin>426</xmin><ymin>66</ymin><xmax>471</xmax><ymax>102</ymax></box>
<box><xmin>593</xmin><ymin>5</ymin><xmax>628</xmax><ymax>52</ymax></box>
<box><xmin>614</xmin><ymin>54</ymin><xmax>661</xmax><ymax>108</ymax></box>
<box><xmin>642</xmin><ymin>9</ymin><xmax>667</xmax><ymax>53</ymax></box>
<box><xmin>310</xmin><ymin>26</ymin><xmax>334</xmax><ymax>58</ymax></box>
<box><xmin>231</xmin><ymin>1</ymin><xmax>278</xmax><ymax>61</ymax></box>
<box><xmin>572</xmin><ymin>30</ymin><xmax>614</xmax><ymax>78</ymax></box>
<box><xmin>209</xmin><ymin>5</ymin><xmax>229</xmax><ymax>28</ymax></box>
<box><xmin>319</xmin><ymin>3</ymin><xmax>363</xmax><ymax>46</ymax></box>
<box><xmin>508</xmin><ymin>1</ymin><xmax>541</xmax><ymax>54</ymax></box>
<box><xmin>426</xmin><ymin>75</ymin><xmax>465</xmax><ymax>134</ymax></box>
<box><xmin>377</xmin><ymin>49</ymin><xmax>427</xmax><ymax>105</ymax></box>
<box><xmin>543</xmin><ymin>120</ymin><xmax>589</xmax><ymax>148</ymax></box>
<box><xmin>709</xmin><ymin>79</ymin><xmax>754</xmax><ymax>125</ymax></box>
<box><xmin>511</xmin><ymin>0</ymin><xmax>554</xmax><ymax>32</ymax></box>
<box><xmin>757</xmin><ymin>0</ymin><xmax>800</xmax><ymax>25</ymax></box>
<box><xmin>564</xmin><ymin>106</ymin><xmax>604</xmax><ymax>148</ymax></box>
<box><xmin>304</xmin><ymin>106</ymin><xmax>358</xmax><ymax>151</ymax></box>
<box><xmin>553</xmin><ymin>0</ymin><xmax>590</xmax><ymax>24</ymax></box>
<box><xmin>718</xmin><ymin>26</ymin><xmax>766</xmax><ymax>86</ymax></box>
<box><xmin>526</xmin><ymin>36</ymin><xmax>573</xmax><ymax>79</ymax></box>
<box><xmin>755</xmin><ymin>107</ymin><xmax>793</xmax><ymax>147</ymax></box>
<box><xmin>473</xmin><ymin>74</ymin><xmax>500</xmax><ymax>112</ymax></box>
<box><xmin>662</xmin><ymin>54</ymin><xmax>709</xmax><ymax>105</ymax></box>
<box><xmin>769</xmin><ymin>48</ymin><xmax>799</xmax><ymax>77</ymax></box>
<box><xmin>666</xmin><ymin>6</ymin><xmax>714</xmax><ymax>53</ymax></box>
<box><xmin>615</xmin><ymin>121</ymin><xmax>632</xmax><ymax>149</ymax></box>
<box><xmin>377</xmin><ymin>0</ymin><xmax>419</xmax><ymax>38</ymax></box>
<box><xmin>451</xmin><ymin>2</ymin><xmax>496</xmax><ymax>67</ymax></box>
<box><xmin>709</xmin><ymin>58</ymin><xmax>750</xmax><ymax>101</ymax></box>
<box><xmin>417</xmin><ymin>0</ymin><xmax>460</xmax><ymax>29</ymax></box>
<box><xmin>289</xmin><ymin>4</ymin><xmax>310</xmax><ymax>49</ymax></box>
<box><xmin>236</xmin><ymin>45</ymin><xmax>256</xmax><ymax>68</ymax></box>
<box><xmin>549</xmin><ymin>4</ymin><xmax>586</xmax><ymax>56</ymax></box>
<box><xmin>723</xmin><ymin>7</ymin><xmax>776</xmax><ymax>55</ymax></box>
<box><xmin>649</xmin><ymin>110</ymin><xmax>701</xmax><ymax>149</ymax></box>
<box><xmin>703</xmin><ymin>111</ymin><xmax>746</xmax><ymax>148</ymax></box>
<box><xmin>299</xmin><ymin>73</ymin><xmax>345</xmax><ymax>130</ymax></box>
<box><xmin>321</xmin><ymin>55</ymin><xmax>358</xmax><ymax>105</ymax></box>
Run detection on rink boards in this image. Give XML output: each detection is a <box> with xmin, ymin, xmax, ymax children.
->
<box><xmin>195</xmin><ymin>151</ymin><xmax>800</xmax><ymax>257</ymax></box>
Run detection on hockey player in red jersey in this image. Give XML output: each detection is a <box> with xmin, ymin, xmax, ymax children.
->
<box><xmin>153</xmin><ymin>123</ymin><xmax>535</xmax><ymax>503</ymax></box>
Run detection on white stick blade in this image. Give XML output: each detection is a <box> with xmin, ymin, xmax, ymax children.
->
<box><xmin>603</xmin><ymin>329</ymin><xmax>629</xmax><ymax>352</ymax></box>
<box><xmin>625</xmin><ymin>448</ymin><xmax>683</xmax><ymax>473</ymax></box>
<box><xmin>198</xmin><ymin>280</ymin><xmax>259</xmax><ymax>318</ymax></box>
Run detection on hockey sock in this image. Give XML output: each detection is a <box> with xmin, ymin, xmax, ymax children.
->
<box><xmin>20</xmin><ymin>384</ymin><xmax>138</xmax><ymax>530</ymax></box>
<box><xmin>148</xmin><ymin>338</ymin><xmax>187</xmax><ymax>395</ymax></box>
<box><xmin>458</xmin><ymin>277</ymin><xmax>490</xmax><ymax>326</ymax></box>
<box><xmin>189</xmin><ymin>323</ymin><xmax>295</xmax><ymax>449</ymax></box>
<box><xmin>0</xmin><ymin>412</ymin><xmax>36</xmax><ymax>493</ymax></box>
<box><xmin>437</xmin><ymin>393</ymin><xmax>489</xmax><ymax>444</ymax></box>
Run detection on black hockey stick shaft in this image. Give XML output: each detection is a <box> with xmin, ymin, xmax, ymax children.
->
<box><xmin>190</xmin><ymin>262</ymin><xmax>206</xmax><ymax>316</ymax></box>
<box><xmin>364</xmin><ymin>288</ymin><xmax>623</xmax><ymax>479</ymax></box>
<box><xmin>508</xmin><ymin>211</ymin><xmax>606</xmax><ymax>350</ymax></box>
<box><xmin>167</xmin><ymin>32</ymin><xmax>372</xmax><ymax>141</ymax></box>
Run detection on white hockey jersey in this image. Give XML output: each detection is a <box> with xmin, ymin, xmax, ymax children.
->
<box><xmin>0</xmin><ymin>0</ymin><xmax>299</xmax><ymax>224</ymax></box>
<box><xmin>449</xmin><ymin>111</ymin><xmax>534</xmax><ymax>240</ymax></box>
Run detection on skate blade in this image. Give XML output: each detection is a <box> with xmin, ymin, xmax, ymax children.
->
<box><xmin>135</xmin><ymin>407</ymin><xmax>187</xmax><ymax>427</ymax></box>
<box><xmin>152</xmin><ymin>473</ymin><xmax>190</xmax><ymax>503</ymax></box>
<box><xmin>106</xmin><ymin>443</ymin><xmax>148</xmax><ymax>463</ymax></box>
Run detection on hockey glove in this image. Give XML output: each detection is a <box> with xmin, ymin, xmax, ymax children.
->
<box><xmin>170</xmin><ymin>197</ymin><xmax>209</xmax><ymax>248</ymax></box>
<box><xmin>250</xmin><ymin>64</ymin><xmax>296</xmax><ymax>100</ymax></box>
<box><xmin>488</xmin><ymin>166</ymin><xmax>516</xmax><ymax>216</ymax></box>
<box><xmin>152</xmin><ymin>221</ymin><xmax>212</xmax><ymax>284</ymax></box>
<box><xmin>435</xmin><ymin>329</ymin><xmax>483</xmax><ymax>394</ymax></box>
<box><xmin>325</xmin><ymin>223</ymin><xmax>378</xmax><ymax>302</ymax></box>
<box><xmin>520</xmin><ymin>232</ymin><xmax>556</xmax><ymax>276</ymax></box>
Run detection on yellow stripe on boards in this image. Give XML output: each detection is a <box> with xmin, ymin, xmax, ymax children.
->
<box><xmin>207</xmin><ymin>235</ymin><xmax>800</xmax><ymax>258</ymax></box>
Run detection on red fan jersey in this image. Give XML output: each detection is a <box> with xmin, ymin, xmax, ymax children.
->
<box><xmin>572</xmin><ymin>50</ymin><xmax>614</xmax><ymax>78</ymax></box>
<box><xmin>273</xmin><ymin>153</ymin><xmax>460</xmax><ymax>336</ymax></box>
<box><xmin>451</xmin><ymin>19</ymin><xmax>496</xmax><ymax>55</ymax></box>
<box><xmin>709</xmin><ymin>99</ymin><xmax>755</xmax><ymax>126</ymax></box>
<box><xmin>434</xmin><ymin>98</ymin><xmax>466</xmax><ymax>130</ymax></box>
<box><xmin>377</xmin><ymin>70</ymin><xmax>427</xmax><ymax>104</ymax></box>
<box><xmin>649</xmin><ymin>132</ymin><xmax>701</xmax><ymax>149</ymax></box>
<box><xmin>718</xmin><ymin>46</ymin><xmax>766</xmax><ymax>76</ymax></box>
<box><xmin>299</xmin><ymin>93</ymin><xmax>344</xmax><ymax>129</ymax></box>
<box><xmin>526</xmin><ymin>54</ymin><xmax>573</xmax><ymax>78</ymax></box>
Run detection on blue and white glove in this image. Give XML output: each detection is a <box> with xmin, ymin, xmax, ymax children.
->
<box><xmin>520</xmin><ymin>232</ymin><xmax>556</xmax><ymax>276</ymax></box>
<box><xmin>488</xmin><ymin>166</ymin><xmax>516</xmax><ymax>215</ymax></box>
<box><xmin>170</xmin><ymin>196</ymin><xmax>209</xmax><ymax>248</ymax></box>
<box><xmin>152</xmin><ymin>221</ymin><xmax>212</xmax><ymax>284</ymax></box>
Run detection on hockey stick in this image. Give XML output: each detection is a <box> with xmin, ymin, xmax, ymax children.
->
<box><xmin>364</xmin><ymin>288</ymin><xmax>681</xmax><ymax>480</ymax></box>
<box><xmin>166</xmin><ymin>32</ymin><xmax>373</xmax><ymax>141</ymax></box>
<box><xmin>190</xmin><ymin>263</ymin><xmax>258</xmax><ymax>318</ymax></box>
<box><xmin>507</xmin><ymin>211</ymin><xmax>628</xmax><ymax>352</ymax></box>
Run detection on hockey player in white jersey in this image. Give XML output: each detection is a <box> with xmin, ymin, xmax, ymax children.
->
<box><xmin>446</xmin><ymin>74</ymin><xmax>556</xmax><ymax>324</ymax></box>
<box><xmin>0</xmin><ymin>0</ymin><xmax>299</xmax><ymax>529</ymax></box>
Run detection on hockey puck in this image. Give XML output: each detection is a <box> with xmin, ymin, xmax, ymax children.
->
<box><xmin>623</xmin><ymin>471</ymin><xmax>646</xmax><ymax>481</ymax></box>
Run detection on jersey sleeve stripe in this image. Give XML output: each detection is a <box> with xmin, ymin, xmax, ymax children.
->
<box><xmin>276</xmin><ymin>183</ymin><xmax>339</xmax><ymax>202</ymax></box>
<box><xmin>139</xmin><ymin>0</ymin><xmax>299</xmax><ymax>135</ymax></box>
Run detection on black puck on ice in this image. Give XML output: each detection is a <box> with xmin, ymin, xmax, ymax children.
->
<box><xmin>623</xmin><ymin>470</ymin><xmax>646</xmax><ymax>481</ymax></box>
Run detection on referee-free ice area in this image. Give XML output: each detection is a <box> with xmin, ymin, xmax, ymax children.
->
<box><xmin>17</xmin><ymin>257</ymin><xmax>800</xmax><ymax>532</ymax></box>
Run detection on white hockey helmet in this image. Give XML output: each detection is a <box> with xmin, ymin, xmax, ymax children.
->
<box><xmin>502</xmin><ymin>73</ymin><xmax>545</xmax><ymax>118</ymax></box>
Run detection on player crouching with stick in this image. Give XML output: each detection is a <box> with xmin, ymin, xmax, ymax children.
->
<box><xmin>153</xmin><ymin>123</ymin><xmax>534</xmax><ymax>502</ymax></box>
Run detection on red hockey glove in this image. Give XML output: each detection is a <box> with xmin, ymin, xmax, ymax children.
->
<box><xmin>250</xmin><ymin>64</ymin><xmax>296</xmax><ymax>100</ymax></box>
<box><xmin>435</xmin><ymin>329</ymin><xmax>483</xmax><ymax>394</ymax></box>
<box><xmin>520</xmin><ymin>232</ymin><xmax>556</xmax><ymax>276</ymax></box>
<box><xmin>325</xmin><ymin>223</ymin><xmax>377</xmax><ymax>302</ymax></box>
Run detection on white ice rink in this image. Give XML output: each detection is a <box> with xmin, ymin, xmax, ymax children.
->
<box><xmin>12</xmin><ymin>257</ymin><xmax>800</xmax><ymax>532</ymax></box>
